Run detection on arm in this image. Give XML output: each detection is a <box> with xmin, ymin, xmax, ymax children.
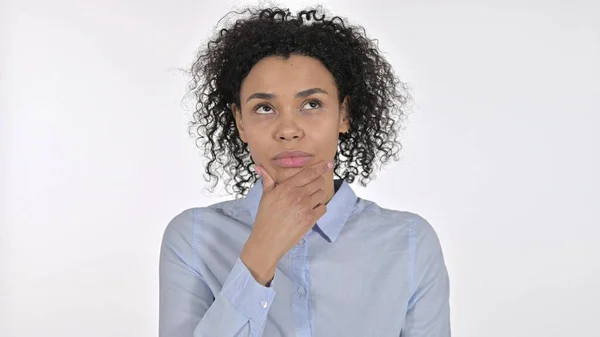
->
<box><xmin>159</xmin><ymin>209</ymin><xmax>276</xmax><ymax>337</ymax></box>
<box><xmin>400</xmin><ymin>217</ymin><xmax>451</xmax><ymax>337</ymax></box>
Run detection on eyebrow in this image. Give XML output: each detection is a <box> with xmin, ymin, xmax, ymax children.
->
<box><xmin>245</xmin><ymin>87</ymin><xmax>329</xmax><ymax>103</ymax></box>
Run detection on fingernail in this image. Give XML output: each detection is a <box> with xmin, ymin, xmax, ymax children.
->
<box><xmin>255</xmin><ymin>166</ymin><xmax>262</xmax><ymax>176</ymax></box>
<box><xmin>327</xmin><ymin>162</ymin><xmax>334</xmax><ymax>169</ymax></box>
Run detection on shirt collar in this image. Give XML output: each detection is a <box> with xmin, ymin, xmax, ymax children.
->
<box><xmin>244</xmin><ymin>178</ymin><xmax>358</xmax><ymax>243</ymax></box>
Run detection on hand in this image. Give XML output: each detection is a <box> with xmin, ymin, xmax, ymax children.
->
<box><xmin>240</xmin><ymin>160</ymin><xmax>333</xmax><ymax>285</ymax></box>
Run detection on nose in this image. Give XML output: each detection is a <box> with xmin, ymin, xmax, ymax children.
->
<box><xmin>274</xmin><ymin>111</ymin><xmax>304</xmax><ymax>141</ymax></box>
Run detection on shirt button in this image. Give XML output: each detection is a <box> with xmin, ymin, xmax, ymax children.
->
<box><xmin>297</xmin><ymin>287</ymin><xmax>306</xmax><ymax>296</ymax></box>
<box><xmin>260</xmin><ymin>300</ymin><xmax>268</xmax><ymax>309</ymax></box>
<box><xmin>297</xmin><ymin>239</ymin><xmax>306</xmax><ymax>246</ymax></box>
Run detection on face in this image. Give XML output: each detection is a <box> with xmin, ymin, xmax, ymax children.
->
<box><xmin>233</xmin><ymin>54</ymin><xmax>349</xmax><ymax>184</ymax></box>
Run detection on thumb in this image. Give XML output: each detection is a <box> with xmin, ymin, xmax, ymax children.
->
<box><xmin>255</xmin><ymin>165</ymin><xmax>276</xmax><ymax>192</ymax></box>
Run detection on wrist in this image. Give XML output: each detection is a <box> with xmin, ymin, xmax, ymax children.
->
<box><xmin>240</xmin><ymin>243</ymin><xmax>278</xmax><ymax>286</ymax></box>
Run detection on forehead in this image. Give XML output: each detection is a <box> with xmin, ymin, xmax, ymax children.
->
<box><xmin>240</xmin><ymin>55</ymin><xmax>338</xmax><ymax>97</ymax></box>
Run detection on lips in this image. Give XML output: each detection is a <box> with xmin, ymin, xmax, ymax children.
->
<box><xmin>273</xmin><ymin>150</ymin><xmax>312</xmax><ymax>160</ymax></box>
<box><xmin>272</xmin><ymin>150</ymin><xmax>313</xmax><ymax>168</ymax></box>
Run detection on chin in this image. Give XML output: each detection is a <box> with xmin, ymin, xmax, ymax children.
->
<box><xmin>273</xmin><ymin>167</ymin><xmax>302</xmax><ymax>182</ymax></box>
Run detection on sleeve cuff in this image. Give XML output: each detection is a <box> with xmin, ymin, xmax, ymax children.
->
<box><xmin>221</xmin><ymin>257</ymin><xmax>277</xmax><ymax>327</ymax></box>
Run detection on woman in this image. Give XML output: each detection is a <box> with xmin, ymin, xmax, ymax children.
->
<box><xmin>160</xmin><ymin>6</ymin><xmax>450</xmax><ymax>337</ymax></box>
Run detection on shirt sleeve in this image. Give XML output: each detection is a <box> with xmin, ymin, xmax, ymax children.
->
<box><xmin>400</xmin><ymin>216</ymin><xmax>451</xmax><ymax>337</ymax></box>
<box><xmin>159</xmin><ymin>209</ymin><xmax>276</xmax><ymax>337</ymax></box>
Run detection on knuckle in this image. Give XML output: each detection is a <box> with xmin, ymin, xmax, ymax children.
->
<box><xmin>275</xmin><ymin>188</ymin><xmax>286</xmax><ymax>199</ymax></box>
<box><xmin>297</xmin><ymin>206</ymin><xmax>309</xmax><ymax>219</ymax></box>
<box><xmin>301</xmin><ymin>203</ymin><xmax>312</xmax><ymax>213</ymax></box>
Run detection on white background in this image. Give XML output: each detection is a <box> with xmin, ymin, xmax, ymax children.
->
<box><xmin>2</xmin><ymin>0</ymin><xmax>599</xmax><ymax>336</ymax></box>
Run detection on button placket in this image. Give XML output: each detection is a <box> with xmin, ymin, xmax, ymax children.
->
<box><xmin>296</xmin><ymin>287</ymin><xmax>306</xmax><ymax>296</ymax></box>
<box><xmin>291</xmin><ymin>234</ymin><xmax>311</xmax><ymax>335</ymax></box>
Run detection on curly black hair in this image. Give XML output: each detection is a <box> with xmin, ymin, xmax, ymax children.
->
<box><xmin>187</xmin><ymin>6</ymin><xmax>410</xmax><ymax>197</ymax></box>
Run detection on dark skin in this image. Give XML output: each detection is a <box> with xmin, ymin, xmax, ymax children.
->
<box><xmin>188</xmin><ymin>8</ymin><xmax>407</xmax><ymax>198</ymax></box>
<box><xmin>232</xmin><ymin>55</ymin><xmax>350</xmax><ymax>285</ymax></box>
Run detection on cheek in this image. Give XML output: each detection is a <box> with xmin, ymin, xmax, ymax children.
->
<box><xmin>244</xmin><ymin>129</ymin><xmax>270</xmax><ymax>159</ymax></box>
<box><xmin>310</xmin><ymin>121</ymin><xmax>341</xmax><ymax>151</ymax></box>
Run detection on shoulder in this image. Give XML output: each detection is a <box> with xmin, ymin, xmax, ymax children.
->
<box><xmin>355</xmin><ymin>198</ymin><xmax>442</xmax><ymax>248</ymax></box>
<box><xmin>354</xmin><ymin>198</ymin><xmax>431</xmax><ymax>229</ymax></box>
<box><xmin>161</xmin><ymin>199</ymin><xmax>245</xmax><ymax>246</ymax></box>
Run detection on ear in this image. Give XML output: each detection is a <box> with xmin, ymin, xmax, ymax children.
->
<box><xmin>338</xmin><ymin>96</ymin><xmax>351</xmax><ymax>133</ymax></box>
<box><xmin>232</xmin><ymin>103</ymin><xmax>248</xmax><ymax>143</ymax></box>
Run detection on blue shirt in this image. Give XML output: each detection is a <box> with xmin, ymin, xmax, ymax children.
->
<box><xmin>159</xmin><ymin>179</ymin><xmax>450</xmax><ymax>336</ymax></box>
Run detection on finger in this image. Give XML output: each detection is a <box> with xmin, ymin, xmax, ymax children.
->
<box><xmin>289</xmin><ymin>160</ymin><xmax>333</xmax><ymax>187</ymax></box>
<box><xmin>311</xmin><ymin>203</ymin><xmax>327</xmax><ymax>219</ymax></box>
<box><xmin>255</xmin><ymin>165</ymin><xmax>276</xmax><ymax>192</ymax></box>
<box><xmin>310</xmin><ymin>188</ymin><xmax>326</xmax><ymax>208</ymax></box>
<box><xmin>301</xmin><ymin>175</ymin><xmax>325</xmax><ymax>195</ymax></box>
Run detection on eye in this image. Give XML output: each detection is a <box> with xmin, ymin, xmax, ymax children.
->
<box><xmin>301</xmin><ymin>99</ymin><xmax>322</xmax><ymax>110</ymax></box>
<box><xmin>253</xmin><ymin>103</ymin><xmax>274</xmax><ymax>114</ymax></box>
